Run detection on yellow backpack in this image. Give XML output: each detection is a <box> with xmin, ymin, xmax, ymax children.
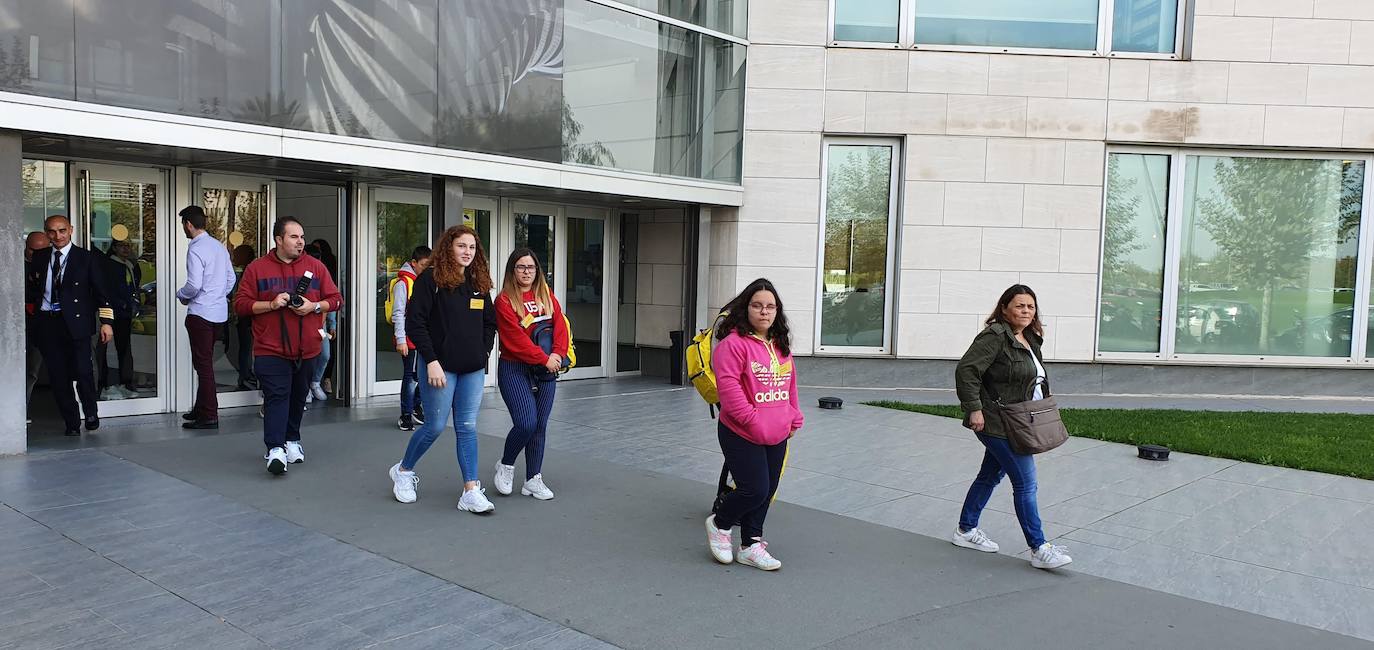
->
<box><xmin>384</xmin><ymin>272</ymin><xmax>415</xmax><ymax>322</ymax></box>
<box><xmin>686</xmin><ymin>311</ymin><xmax>728</xmax><ymax>416</ymax></box>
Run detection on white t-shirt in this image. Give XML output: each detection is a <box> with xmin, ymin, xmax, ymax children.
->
<box><xmin>1030</xmin><ymin>352</ymin><xmax>1047</xmax><ymax>401</ymax></box>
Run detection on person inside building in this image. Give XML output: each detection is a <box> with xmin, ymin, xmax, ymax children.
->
<box><xmin>97</xmin><ymin>239</ymin><xmax>141</xmax><ymax>400</ymax></box>
<box><xmin>388</xmin><ymin>225</ymin><xmax>497</xmax><ymax>513</ymax></box>
<box><xmin>24</xmin><ymin>231</ymin><xmax>50</xmax><ymax>413</ymax></box>
<box><xmin>234</xmin><ymin>217</ymin><xmax>343</xmax><ymax>475</ymax></box>
<box><xmin>705</xmin><ymin>278</ymin><xmax>803</xmax><ymax>571</ymax></box>
<box><xmin>230</xmin><ymin>244</ymin><xmax>258</xmax><ymax>391</ymax></box>
<box><xmin>493</xmin><ymin>248</ymin><xmax>568</xmax><ymax>501</ymax></box>
<box><xmin>952</xmin><ymin>284</ymin><xmax>1072</xmax><ymax>570</ymax></box>
<box><xmin>303</xmin><ymin>241</ymin><xmax>337</xmax><ymax>405</ymax></box>
<box><xmin>310</xmin><ymin>238</ymin><xmax>339</xmax><ymax>394</ymax></box>
<box><xmin>177</xmin><ymin>205</ymin><xmax>237</xmax><ymax>429</ymax></box>
<box><xmin>391</xmin><ymin>245</ymin><xmax>432</xmax><ymax>431</ymax></box>
<box><xmin>26</xmin><ymin>215</ymin><xmax>114</xmax><ymax>436</ymax></box>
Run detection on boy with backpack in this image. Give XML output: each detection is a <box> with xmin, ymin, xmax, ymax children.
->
<box><xmin>388</xmin><ymin>245</ymin><xmax>431</xmax><ymax>431</ymax></box>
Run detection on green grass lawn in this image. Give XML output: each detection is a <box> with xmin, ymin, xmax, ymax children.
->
<box><xmin>863</xmin><ymin>400</ymin><xmax>1374</xmax><ymax>480</ymax></box>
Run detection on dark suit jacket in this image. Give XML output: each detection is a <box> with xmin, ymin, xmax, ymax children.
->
<box><xmin>26</xmin><ymin>245</ymin><xmax>115</xmax><ymax>339</ymax></box>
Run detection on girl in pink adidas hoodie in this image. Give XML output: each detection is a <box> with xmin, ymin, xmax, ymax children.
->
<box><xmin>705</xmin><ymin>278</ymin><xmax>805</xmax><ymax>571</ymax></box>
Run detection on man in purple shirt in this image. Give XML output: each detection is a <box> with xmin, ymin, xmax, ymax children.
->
<box><xmin>176</xmin><ymin>205</ymin><xmax>236</xmax><ymax>429</ymax></box>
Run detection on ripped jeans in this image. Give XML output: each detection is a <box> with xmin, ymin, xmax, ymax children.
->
<box><xmin>400</xmin><ymin>355</ymin><xmax>485</xmax><ymax>482</ymax></box>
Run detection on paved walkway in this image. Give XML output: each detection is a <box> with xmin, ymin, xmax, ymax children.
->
<box><xmin>4</xmin><ymin>379</ymin><xmax>1373</xmax><ymax>648</ymax></box>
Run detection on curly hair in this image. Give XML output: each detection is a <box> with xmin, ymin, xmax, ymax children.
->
<box><xmin>715</xmin><ymin>278</ymin><xmax>792</xmax><ymax>358</ymax></box>
<box><xmin>432</xmin><ymin>225</ymin><xmax>492</xmax><ymax>293</ymax></box>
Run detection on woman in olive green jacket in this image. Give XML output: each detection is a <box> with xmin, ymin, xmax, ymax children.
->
<box><xmin>950</xmin><ymin>285</ymin><xmax>1072</xmax><ymax>570</ymax></box>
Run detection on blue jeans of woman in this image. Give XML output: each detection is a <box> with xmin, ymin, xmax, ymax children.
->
<box><xmin>311</xmin><ymin>312</ymin><xmax>336</xmax><ymax>385</ymax></box>
<box><xmin>400</xmin><ymin>355</ymin><xmax>485</xmax><ymax>482</ymax></box>
<box><xmin>958</xmin><ymin>432</ymin><xmax>1046</xmax><ymax>549</ymax></box>
<box><xmin>496</xmin><ymin>359</ymin><xmax>556</xmax><ymax>477</ymax></box>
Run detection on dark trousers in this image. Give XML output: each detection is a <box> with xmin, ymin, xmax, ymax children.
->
<box><xmin>186</xmin><ymin>315</ymin><xmax>223</xmax><ymax>420</ymax></box>
<box><xmin>235</xmin><ymin>318</ymin><xmax>255</xmax><ymax>386</ymax></box>
<box><xmin>256</xmin><ymin>355</ymin><xmax>314</xmax><ymax>450</ymax></box>
<box><xmin>96</xmin><ymin>318</ymin><xmax>133</xmax><ymax>389</ymax></box>
<box><xmin>497</xmin><ymin>359</ymin><xmax>556</xmax><ymax>477</ymax></box>
<box><xmin>33</xmin><ymin>313</ymin><xmax>98</xmax><ymax>431</ymax></box>
<box><xmin>713</xmin><ymin>422</ymin><xmax>787</xmax><ymax>545</ymax></box>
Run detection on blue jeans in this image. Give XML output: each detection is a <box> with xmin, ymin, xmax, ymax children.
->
<box><xmin>311</xmin><ymin>313</ymin><xmax>335</xmax><ymax>385</ymax></box>
<box><xmin>496</xmin><ymin>359</ymin><xmax>556</xmax><ymax>477</ymax></box>
<box><xmin>400</xmin><ymin>355</ymin><xmax>484</xmax><ymax>482</ymax></box>
<box><xmin>400</xmin><ymin>349</ymin><xmax>424</xmax><ymax>417</ymax></box>
<box><xmin>958</xmin><ymin>433</ymin><xmax>1046</xmax><ymax>549</ymax></box>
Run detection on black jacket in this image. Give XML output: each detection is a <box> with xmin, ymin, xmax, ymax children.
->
<box><xmin>26</xmin><ymin>245</ymin><xmax>115</xmax><ymax>339</ymax></box>
<box><xmin>406</xmin><ymin>269</ymin><xmax>496</xmax><ymax>375</ymax></box>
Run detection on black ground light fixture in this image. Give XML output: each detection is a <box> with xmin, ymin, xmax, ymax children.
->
<box><xmin>818</xmin><ymin>397</ymin><xmax>843</xmax><ymax>410</ymax></box>
<box><xmin>1137</xmin><ymin>444</ymin><xmax>1170</xmax><ymax>461</ymax></box>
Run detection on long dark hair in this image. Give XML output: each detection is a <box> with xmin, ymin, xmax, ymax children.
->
<box><xmin>500</xmin><ymin>248</ymin><xmax>553</xmax><ymax>318</ymax></box>
<box><xmin>985</xmin><ymin>284</ymin><xmax>1044</xmax><ymax>337</ymax></box>
<box><xmin>716</xmin><ymin>278</ymin><xmax>792</xmax><ymax>358</ymax></box>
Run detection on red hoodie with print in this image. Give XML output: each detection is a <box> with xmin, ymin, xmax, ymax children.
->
<box><xmin>495</xmin><ymin>290</ymin><xmax>570</xmax><ymax>364</ymax></box>
<box><xmin>233</xmin><ymin>249</ymin><xmax>343</xmax><ymax>360</ymax></box>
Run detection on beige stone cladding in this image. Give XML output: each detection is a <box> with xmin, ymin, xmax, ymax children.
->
<box><xmin>726</xmin><ymin>0</ymin><xmax>1374</xmax><ymax>362</ymax></box>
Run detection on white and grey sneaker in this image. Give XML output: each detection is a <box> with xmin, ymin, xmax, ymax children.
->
<box><xmin>951</xmin><ymin>527</ymin><xmax>999</xmax><ymax>553</ymax></box>
<box><xmin>705</xmin><ymin>515</ymin><xmax>733</xmax><ymax>564</ymax></box>
<box><xmin>494</xmin><ymin>462</ymin><xmax>515</xmax><ymax>495</ymax></box>
<box><xmin>310</xmin><ymin>382</ymin><xmax>327</xmax><ymax>401</ymax></box>
<box><xmin>1031</xmin><ymin>543</ymin><xmax>1073</xmax><ymax>569</ymax></box>
<box><xmin>737</xmin><ymin>540</ymin><xmax>781</xmax><ymax>571</ymax></box>
<box><xmin>521</xmin><ymin>474</ymin><xmax>553</xmax><ymax>500</ymax></box>
<box><xmin>389</xmin><ymin>463</ymin><xmax>417</xmax><ymax>503</ymax></box>
<box><xmin>457</xmin><ymin>484</ymin><xmax>495</xmax><ymax>513</ymax></box>
<box><xmin>284</xmin><ymin>441</ymin><xmax>305</xmax><ymax>464</ymax></box>
<box><xmin>265</xmin><ymin>447</ymin><xmax>287</xmax><ymax>475</ymax></box>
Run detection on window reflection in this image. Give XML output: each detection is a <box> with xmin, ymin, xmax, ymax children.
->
<box><xmin>819</xmin><ymin>144</ymin><xmax>895</xmax><ymax>349</ymax></box>
<box><xmin>1176</xmin><ymin>157</ymin><xmax>1363</xmax><ymax>357</ymax></box>
<box><xmin>1099</xmin><ymin>153</ymin><xmax>1168</xmax><ymax>354</ymax></box>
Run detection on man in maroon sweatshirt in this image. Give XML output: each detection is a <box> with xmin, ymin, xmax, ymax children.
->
<box><xmin>234</xmin><ymin>217</ymin><xmax>343</xmax><ymax>475</ymax></box>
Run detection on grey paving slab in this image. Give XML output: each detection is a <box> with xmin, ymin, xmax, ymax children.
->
<box><xmin>98</xmin><ymin>418</ymin><xmax>1372</xmax><ymax>649</ymax></box>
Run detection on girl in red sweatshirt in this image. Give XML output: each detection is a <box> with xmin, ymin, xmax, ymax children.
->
<box><xmin>492</xmin><ymin>249</ymin><xmax>570</xmax><ymax>500</ymax></box>
<box><xmin>705</xmin><ymin>278</ymin><xmax>804</xmax><ymax>571</ymax></box>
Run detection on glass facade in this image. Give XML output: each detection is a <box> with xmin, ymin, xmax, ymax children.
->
<box><xmin>1112</xmin><ymin>0</ymin><xmax>1178</xmax><ymax>53</ymax></box>
<box><xmin>0</xmin><ymin>0</ymin><xmax>744</xmax><ymax>183</ymax></box>
<box><xmin>564</xmin><ymin>0</ymin><xmax>744</xmax><ymax>182</ymax></box>
<box><xmin>818</xmin><ymin>141</ymin><xmax>898</xmax><ymax>350</ymax></box>
<box><xmin>915</xmin><ymin>0</ymin><xmax>1100</xmax><ymax>51</ymax></box>
<box><xmin>834</xmin><ymin>0</ymin><xmax>900</xmax><ymax>43</ymax></box>
<box><xmin>1099</xmin><ymin>153</ymin><xmax>1168</xmax><ymax>354</ymax></box>
<box><xmin>20</xmin><ymin>159</ymin><xmax>66</xmax><ymax>235</ymax></box>
<box><xmin>1100</xmin><ymin>153</ymin><xmax>1370</xmax><ymax>360</ymax></box>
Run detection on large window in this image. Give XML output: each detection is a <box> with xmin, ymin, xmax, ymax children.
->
<box><xmin>1099</xmin><ymin>151</ymin><xmax>1373</xmax><ymax>362</ymax></box>
<box><xmin>20</xmin><ymin>159</ymin><xmax>66</xmax><ymax>236</ymax></box>
<box><xmin>817</xmin><ymin>139</ymin><xmax>900</xmax><ymax>353</ymax></box>
<box><xmin>831</xmin><ymin>0</ymin><xmax>1180</xmax><ymax>56</ymax></box>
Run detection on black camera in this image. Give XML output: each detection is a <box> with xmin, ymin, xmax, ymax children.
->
<box><xmin>288</xmin><ymin>270</ymin><xmax>314</xmax><ymax>309</ymax></box>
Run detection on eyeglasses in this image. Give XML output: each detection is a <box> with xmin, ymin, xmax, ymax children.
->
<box><xmin>749</xmin><ymin>302</ymin><xmax>777</xmax><ymax>313</ymax></box>
<box><xmin>515</xmin><ymin>265</ymin><xmax>537</xmax><ymax>272</ymax></box>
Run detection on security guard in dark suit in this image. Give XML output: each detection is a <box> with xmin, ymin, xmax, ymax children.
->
<box><xmin>26</xmin><ymin>215</ymin><xmax>115</xmax><ymax>436</ymax></box>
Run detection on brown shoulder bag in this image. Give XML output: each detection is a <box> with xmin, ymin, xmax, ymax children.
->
<box><xmin>994</xmin><ymin>377</ymin><xmax>1068</xmax><ymax>455</ymax></box>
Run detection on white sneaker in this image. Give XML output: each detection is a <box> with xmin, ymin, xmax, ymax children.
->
<box><xmin>494</xmin><ymin>462</ymin><xmax>515</xmax><ymax>495</ymax></box>
<box><xmin>951</xmin><ymin>527</ymin><xmax>999</xmax><ymax>553</ymax></box>
<box><xmin>305</xmin><ymin>390</ymin><xmax>313</xmax><ymax>404</ymax></box>
<box><xmin>284</xmin><ymin>441</ymin><xmax>305</xmax><ymax>464</ymax></box>
<box><xmin>521</xmin><ymin>475</ymin><xmax>553</xmax><ymax>500</ymax></box>
<box><xmin>1031</xmin><ymin>543</ymin><xmax>1073</xmax><ymax>569</ymax></box>
<box><xmin>457</xmin><ymin>484</ymin><xmax>495</xmax><ymax>513</ymax></box>
<box><xmin>310</xmin><ymin>382</ymin><xmax>327</xmax><ymax>401</ymax></box>
<box><xmin>265</xmin><ymin>447</ymin><xmax>287</xmax><ymax>475</ymax></box>
<box><xmin>705</xmin><ymin>515</ymin><xmax>733</xmax><ymax>564</ymax></box>
<box><xmin>389</xmin><ymin>463</ymin><xmax>417</xmax><ymax>503</ymax></box>
<box><xmin>737</xmin><ymin>540</ymin><xmax>781</xmax><ymax>571</ymax></box>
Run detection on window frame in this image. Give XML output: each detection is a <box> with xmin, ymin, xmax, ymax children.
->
<box><xmin>813</xmin><ymin>136</ymin><xmax>903</xmax><ymax>356</ymax></box>
<box><xmin>1096</xmin><ymin>145</ymin><xmax>1374</xmax><ymax>367</ymax></box>
<box><xmin>828</xmin><ymin>0</ymin><xmax>1187</xmax><ymax>59</ymax></box>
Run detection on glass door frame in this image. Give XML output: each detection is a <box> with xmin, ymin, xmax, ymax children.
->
<box><xmin>504</xmin><ymin>200</ymin><xmax>616</xmax><ymax>381</ymax></box>
<box><xmin>191</xmin><ymin>172</ymin><xmax>275</xmax><ymax>410</ymax></box>
<box><xmin>363</xmin><ymin>186</ymin><xmax>432</xmax><ymax>398</ymax></box>
<box><xmin>70</xmin><ymin>162</ymin><xmax>173</xmax><ymax>417</ymax></box>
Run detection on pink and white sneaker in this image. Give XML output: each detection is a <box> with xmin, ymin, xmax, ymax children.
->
<box><xmin>737</xmin><ymin>540</ymin><xmax>781</xmax><ymax>571</ymax></box>
<box><xmin>705</xmin><ymin>515</ymin><xmax>733</xmax><ymax>564</ymax></box>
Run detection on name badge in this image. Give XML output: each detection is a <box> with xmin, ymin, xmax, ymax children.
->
<box><xmin>469</xmin><ymin>298</ymin><xmax>484</xmax><ymax>310</ymax></box>
<box><xmin>520</xmin><ymin>313</ymin><xmax>535</xmax><ymax>328</ymax></box>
